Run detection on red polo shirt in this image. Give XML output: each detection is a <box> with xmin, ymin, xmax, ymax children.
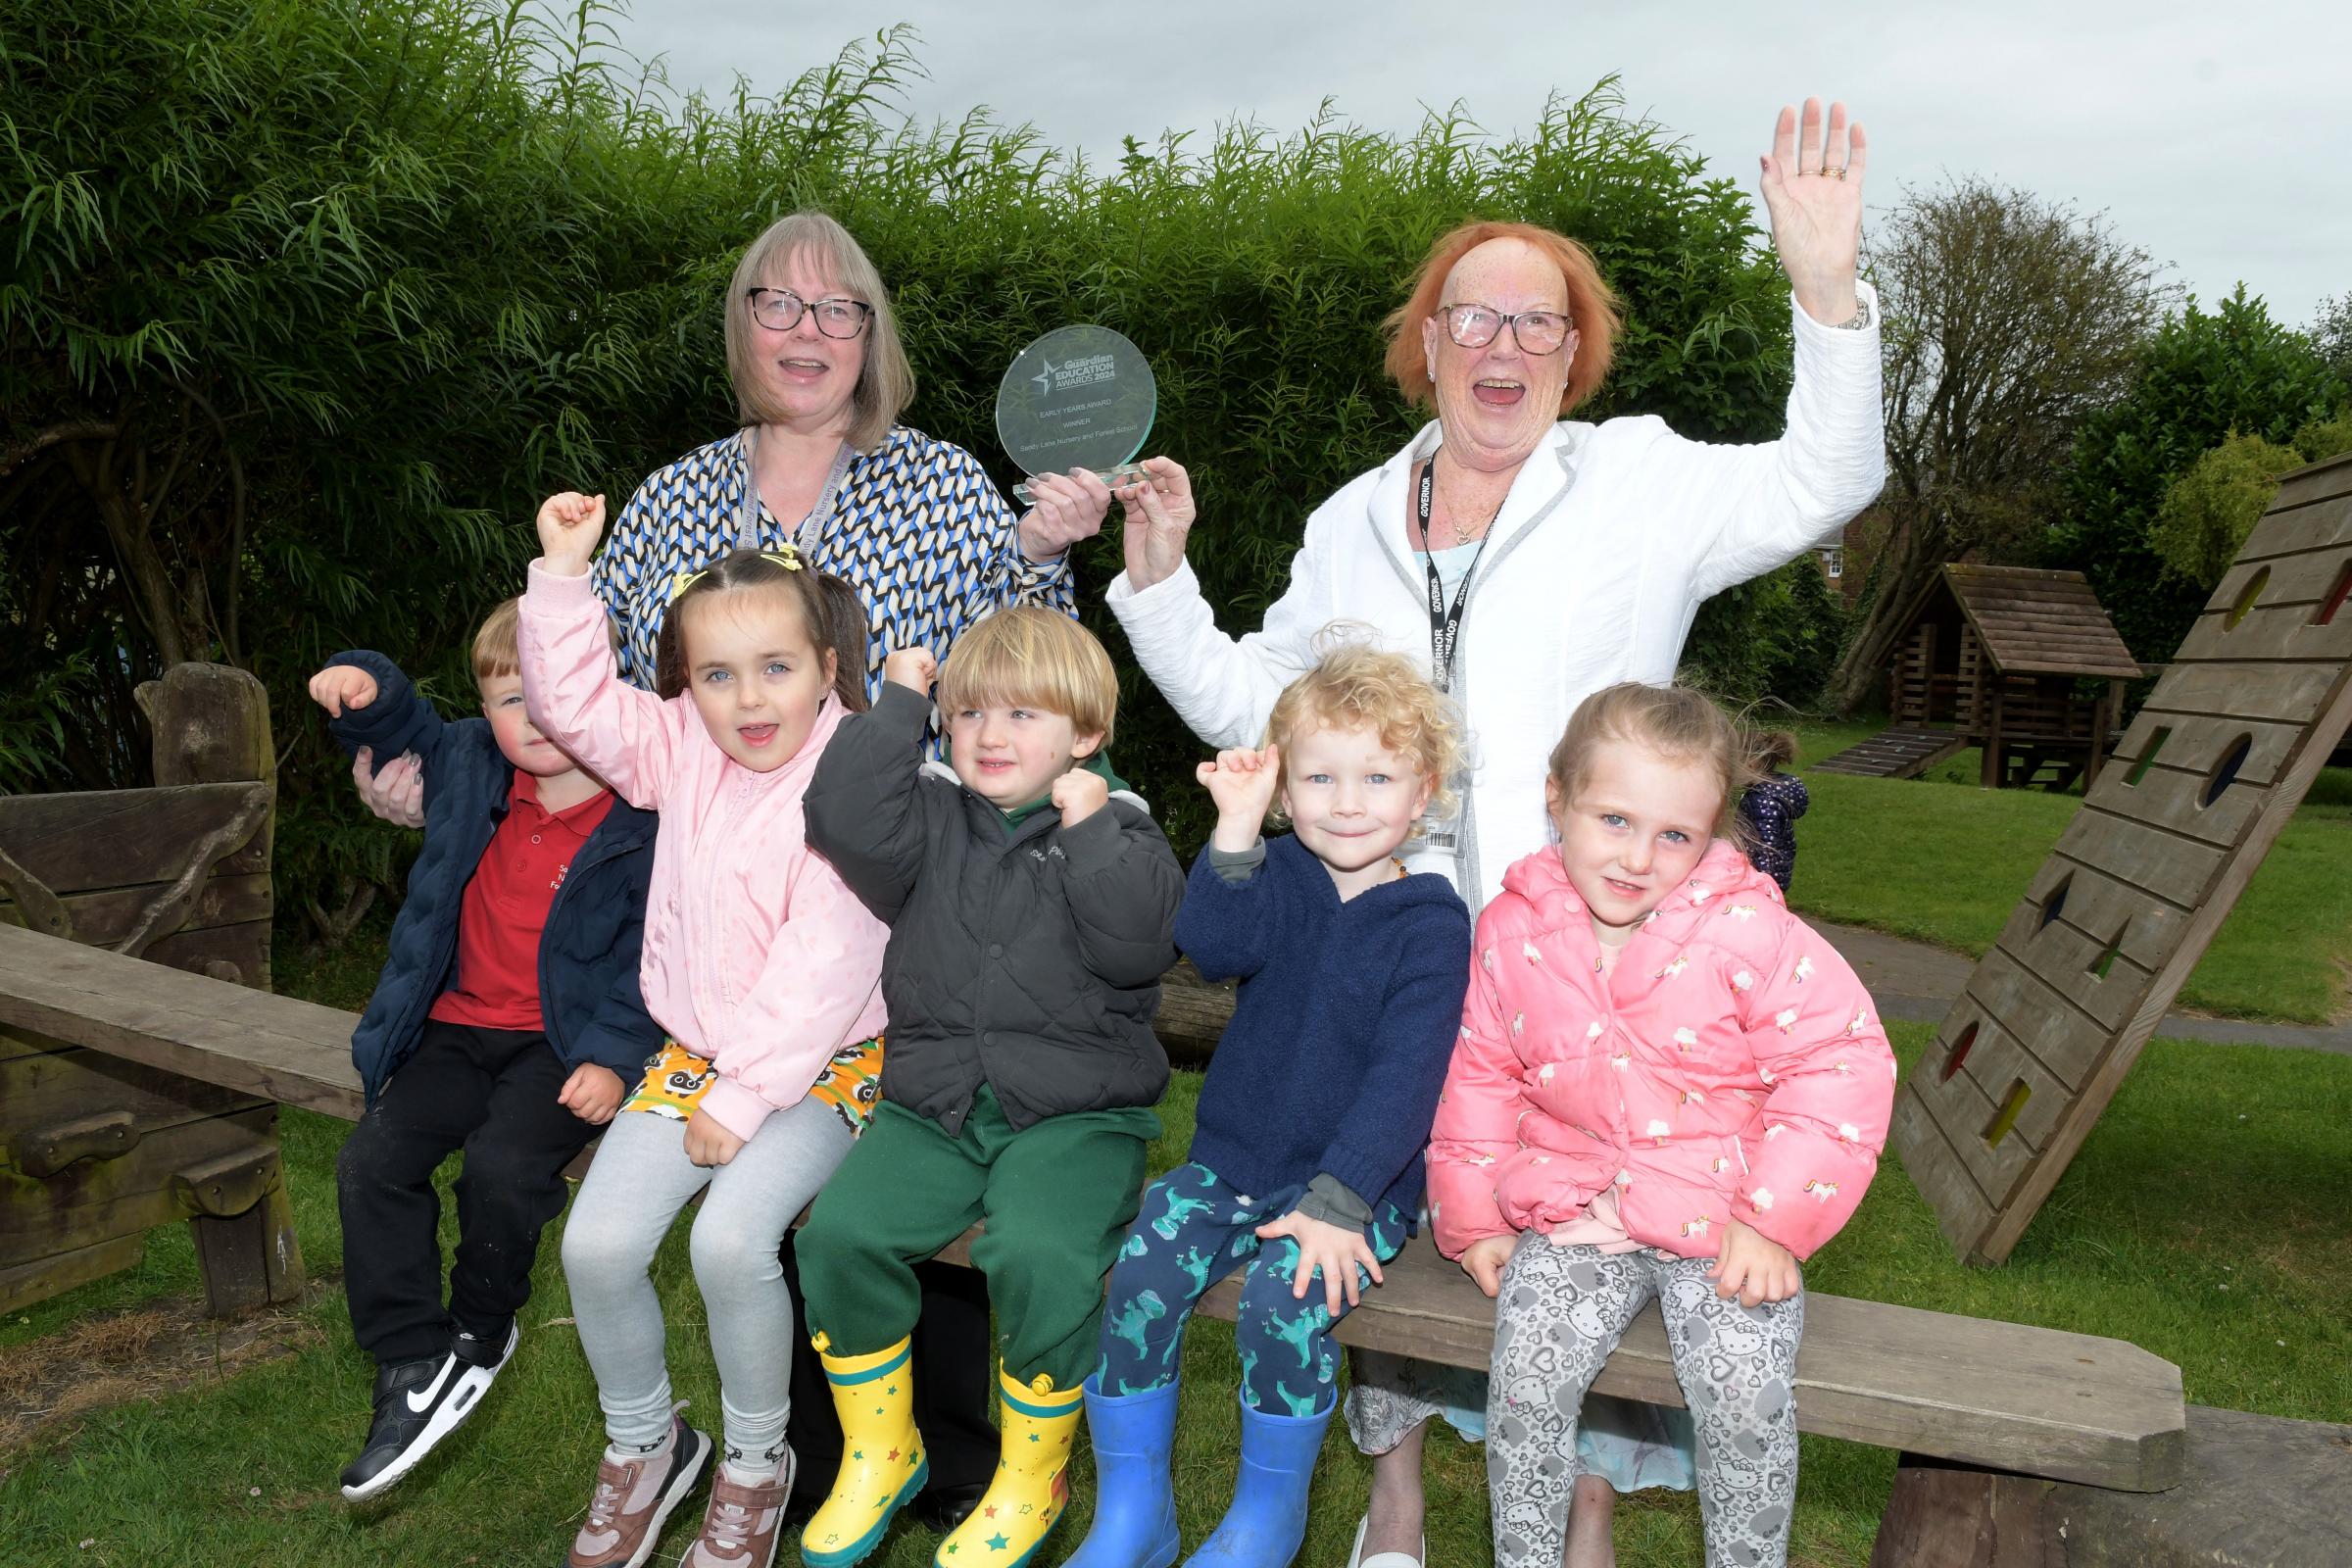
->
<box><xmin>428</xmin><ymin>771</ymin><xmax>616</xmax><ymax>1034</ymax></box>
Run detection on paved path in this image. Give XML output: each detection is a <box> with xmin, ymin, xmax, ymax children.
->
<box><xmin>1802</xmin><ymin>917</ymin><xmax>2352</xmax><ymax>1058</ymax></box>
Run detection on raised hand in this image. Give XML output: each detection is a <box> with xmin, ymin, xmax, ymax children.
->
<box><xmin>536</xmin><ymin>491</ymin><xmax>608</xmax><ymax>576</ymax></box>
<box><xmin>882</xmin><ymin>647</ymin><xmax>939</xmax><ymax>693</ymax></box>
<box><xmin>309</xmin><ymin>664</ymin><xmax>378</xmax><ymax>717</ymax></box>
<box><xmin>1115</xmin><ymin>457</ymin><xmax>1198</xmax><ymax>591</ymax></box>
<box><xmin>1197</xmin><ymin>743</ymin><xmax>1282</xmax><ymax>851</ymax></box>
<box><xmin>1758</xmin><ymin>98</ymin><xmax>1868</xmax><ymax>325</ymax></box>
<box><xmin>1019</xmin><ymin>468</ymin><xmax>1113</xmax><ymax>563</ymax></box>
<box><xmin>1052</xmin><ymin>765</ymin><xmax>1109</xmax><ymax>826</ymax></box>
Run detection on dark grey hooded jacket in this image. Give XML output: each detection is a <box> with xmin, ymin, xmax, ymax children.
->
<box><xmin>803</xmin><ymin>682</ymin><xmax>1185</xmax><ymax>1135</ymax></box>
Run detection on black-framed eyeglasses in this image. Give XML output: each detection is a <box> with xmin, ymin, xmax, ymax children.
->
<box><xmin>746</xmin><ymin>287</ymin><xmax>873</xmax><ymax>338</ymax></box>
<box><xmin>1436</xmin><ymin>302</ymin><xmax>1572</xmax><ymax>356</ymax></box>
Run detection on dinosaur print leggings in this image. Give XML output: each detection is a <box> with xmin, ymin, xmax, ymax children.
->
<box><xmin>1488</xmin><ymin>1232</ymin><xmax>1803</xmax><ymax>1568</ymax></box>
<box><xmin>1093</xmin><ymin>1162</ymin><xmax>1406</xmax><ymax>1416</ymax></box>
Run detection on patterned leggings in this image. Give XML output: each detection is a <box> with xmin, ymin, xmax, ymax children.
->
<box><xmin>1094</xmin><ymin>1162</ymin><xmax>1406</xmax><ymax>1416</ymax></box>
<box><xmin>1488</xmin><ymin>1233</ymin><xmax>1803</xmax><ymax>1568</ymax></box>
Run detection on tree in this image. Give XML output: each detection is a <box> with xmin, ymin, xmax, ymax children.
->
<box><xmin>1825</xmin><ymin>178</ymin><xmax>2168</xmax><ymax>715</ymax></box>
<box><xmin>2047</xmin><ymin>289</ymin><xmax>2349</xmax><ymax>663</ymax></box>
<box><xmin>2312</xmin><ymin>292</ymin><xmax>2352</xmax><ymax>384</ymax></box>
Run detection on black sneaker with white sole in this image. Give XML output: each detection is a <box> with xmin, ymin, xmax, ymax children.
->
<box><xmin>339</xmin><ymin>1323</ymin><xmax>519</xmax><ymax>1501</ymax></box>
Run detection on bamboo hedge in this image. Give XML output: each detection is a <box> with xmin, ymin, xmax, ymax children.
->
<box><xmin>2</xmin><ymin>0</ymin><xmax>1840</xmax><ymax>931</ymax></box>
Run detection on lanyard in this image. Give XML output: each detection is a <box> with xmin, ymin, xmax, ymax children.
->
<box><xmin>1416</xmin><ymin>451</ymin><xmax>1492</xmax><ymax>694</ymax></box>
<box><xmin>735</xmin><ymin>426</ymin><xmax>854</xmax><ymax>552</ymax></box>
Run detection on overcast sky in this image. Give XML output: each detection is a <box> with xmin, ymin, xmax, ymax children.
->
<box><xmin>609</xmin><ymin>1</ymin><xmax>2349</xmax><ymax>327</ymax></box>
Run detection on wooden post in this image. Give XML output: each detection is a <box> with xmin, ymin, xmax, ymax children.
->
<box><xmin>176</xmin><ymin>1124</ymin><xmax>305</xmax><ymax>1314</ymax></box>
<box><xmin>1980</xmin><ymin>684</ymin><xmax>2006</xmax><ymax>789</ymax></box>
<box><xmin>137</xmin><ymin>664</ymin><xmax>303</xmax><ymax>1312</ymax></box>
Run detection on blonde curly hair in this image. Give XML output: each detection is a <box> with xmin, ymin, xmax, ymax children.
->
<box><xmin>1263</xmin><ymin>638</ymin><xmax>1463</xmax><ymax>835</ymax></box>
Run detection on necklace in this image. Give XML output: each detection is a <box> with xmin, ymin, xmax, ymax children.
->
<box><xmin>1432</xmin><ymin>456</ymin><xmax>1504</xmax><ymax>546</ymax></box>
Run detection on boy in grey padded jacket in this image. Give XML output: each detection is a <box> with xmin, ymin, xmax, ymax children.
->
<box><xmin>793</xmin><ymin>606</ymin><xmax>1183</xmax><ymax>1568</ymax></box>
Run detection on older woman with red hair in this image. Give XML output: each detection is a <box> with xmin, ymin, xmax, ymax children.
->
<box><xmin>1104</xmin><ymin>101</ymin><xmax>1882</xmax><ymax>1567</ymax></box>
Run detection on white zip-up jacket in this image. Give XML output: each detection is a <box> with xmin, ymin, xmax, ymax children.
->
<box><xmin>1105</xmin><ymin>286</ymin><xmax>1885</xmax><ymax>911</ymax></box>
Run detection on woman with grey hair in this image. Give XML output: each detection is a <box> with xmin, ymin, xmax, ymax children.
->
<box><xmin>584</xmin><ymin>209</ymin><xmax>1110</xmax><ymax>698</ymax></box>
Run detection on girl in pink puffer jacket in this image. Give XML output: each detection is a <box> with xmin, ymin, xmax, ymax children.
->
<box><xmin>1427</xmin><ymin>683</ymin><xmax>1893</xmax><ymax>1568</ymax></box>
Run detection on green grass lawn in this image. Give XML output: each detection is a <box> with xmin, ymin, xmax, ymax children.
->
<box><xmin>1780</xmin><ymin>720</ymin><xmax>2352</xmax><ymax>1025</ymax></box>
<box><xmin>4</xmin><ymin>1004</ymin><xmax>2348</xmax><ymax>1568</ymax></box>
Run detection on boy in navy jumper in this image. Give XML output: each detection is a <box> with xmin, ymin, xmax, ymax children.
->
<box><xmin>311</xmin><ymin>600</ymin><xmax>662</xmax><ymax>1502</ymax></box>
<box><xmin>1065</xmin><ymin>644</ymin><xmax>1473</xmax><ymax>1568</ymax></box>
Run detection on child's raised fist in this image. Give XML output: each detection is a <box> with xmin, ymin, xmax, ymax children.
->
<box><xmin>883</xmin><ymin>647</ymin><xmax>939</xmax><ymax>693</ymax></box>
<box><xmin>1198</xmin><ymin>743</ymin><xmax>1282</xmax><ymax>850</ymax></box>
<box><xmin>1053</xmin><ymin>765</ymin><xmax>1108</xmax><ymax>826</ymax></box>
<box><xmin>535</xmin><ymin>491</ymin><xmax>608</xmax><ymax>576</ymax></box>
<box><xmin>308</xmin><ymin>664</ymin><xmax>378</xmax><ymax>717</ymax></box>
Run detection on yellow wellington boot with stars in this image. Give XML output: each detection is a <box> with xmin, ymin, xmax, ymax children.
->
<box><xmin>801</xmin><ymin>1335</ymin><xmax>928</xmax><ymax>1568</ymax></box>
<box><xmin>934</xmin><ymin>1366</ymin><xmax>1082</xmax><ymax>1568</ymax></box>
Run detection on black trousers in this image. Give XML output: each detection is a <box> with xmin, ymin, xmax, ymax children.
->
<box><xmin>781</xmin><ymin>1234</ymin><xmax>999</xmax><ymax>1510</ymax></box>
<box><xmin>337</xmin><ymin>1019</ymin><xmax>601</xmax><ymax>1364</ymax></box>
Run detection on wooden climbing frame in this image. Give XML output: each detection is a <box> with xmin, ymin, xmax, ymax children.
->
<box><xmin>1892</xmin><ymin>453</ymin><xmax>2352</xmax><ymax>1265</ymax></box>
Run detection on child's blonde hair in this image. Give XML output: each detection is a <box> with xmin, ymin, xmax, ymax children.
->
<box><xmin>470</xmin><ymin>599</ymin><xmax>523</xmax><ymax>683</ymax></box>
<box><xmin>473</xmin><ymin>596</ymin><xmax>624</xmax><ymax>686</ymax></box>
<box><xmin>1264</xmin><ymin>642</ymin><xmax>1462</xmax><ymax>833</ymax></box>
<box><xmin>1546</xmin><ymin>682</ymin><xmax>1757</xmax><ymax>850</ymax></box>
<box><xmin>938</xmin><ymin>606</ymin><xmax>1118</xmax><ymax>748</ymax></box>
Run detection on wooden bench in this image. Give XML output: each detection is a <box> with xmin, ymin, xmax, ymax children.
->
<box><xmin>0</xmin><ymin>920</ymin><xmax>2189</xmax><ymax>1555</ymax></box>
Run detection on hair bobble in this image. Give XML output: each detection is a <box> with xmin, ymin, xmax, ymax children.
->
<box><xmin>668</xmin><ymin>545</ymin><xmax>802</xmax><ymax>602</ymax></box>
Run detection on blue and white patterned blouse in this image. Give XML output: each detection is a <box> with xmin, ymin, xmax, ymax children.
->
<box><xmin>588</xmin><ymin>425</ymin><xmax>1073</xmax><ymax>703</ymax></box>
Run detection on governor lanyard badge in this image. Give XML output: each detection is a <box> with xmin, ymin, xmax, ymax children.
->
<box><xmin>1416</xmin><ymin>451</ymin><xmax>1492</xmax><ymax>694</ymax></box>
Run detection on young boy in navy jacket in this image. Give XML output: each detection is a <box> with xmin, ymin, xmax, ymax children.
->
<box><xmin>1066</xmin><ymin>644</ymin><xmax>1473</xmax><ymax>1568</ymax></box>
<box><xmin>310</xmin><ymin>599</ymin><xmax>662</xmax><ymax>1502</ymax></box>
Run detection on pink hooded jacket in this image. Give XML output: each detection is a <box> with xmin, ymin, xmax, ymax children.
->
<box><xmin>518</xmin><ymin>564</ymin><xmax>889</xmax><ymax>1142</ymax></box>
<box><xmin>1429</xmin><ymin>842</ymin><xmax>1893</xmax><ymax>1264</ymax></box>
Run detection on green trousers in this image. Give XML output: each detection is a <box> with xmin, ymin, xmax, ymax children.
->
<box><xmin>798</xmin><ymin>1085</ymin><xmax>1156</xmax><ymax>1389</ymax></box>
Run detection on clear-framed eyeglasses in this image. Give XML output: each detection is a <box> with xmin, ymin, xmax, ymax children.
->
<box><xmin>746</xmin><ymin>287</ymin><xmax>873</xmax><ymax>338</ymax></box>
<box><xmin>1436</xmin><ymin>303</ymin><xmax>1572</xmax><ymax>356</ymax></box>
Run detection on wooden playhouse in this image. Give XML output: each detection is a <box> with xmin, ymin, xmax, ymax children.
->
<box><xmin>1818</xmin><ymin>564</ymin><xmax>2143</xmax><ymax>790</ymax></box>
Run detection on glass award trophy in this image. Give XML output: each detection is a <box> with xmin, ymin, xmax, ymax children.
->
<box><xmin>996</xmin><ymin>324</ymin><xmax>1156</xmax><ymax>506</ymax></box>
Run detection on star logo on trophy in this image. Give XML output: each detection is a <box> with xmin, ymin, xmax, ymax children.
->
<box><xmin>999</xmin><ymin>324</ymin><xmax>1156</xmax><ymax>506</ymax></box>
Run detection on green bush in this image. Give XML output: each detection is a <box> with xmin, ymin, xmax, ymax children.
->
<box><xmin>5</xmin><ymin>0</ymin><xmax>1822</xmax><ymax>920</ymax></box>
<box><xmin>2149</xmin><ymin>430</ymin><xmax>2312</xmax><ymax>587</ymax></box>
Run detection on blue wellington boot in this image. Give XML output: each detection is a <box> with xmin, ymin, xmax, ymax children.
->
<box><xmin>1064</xmin><ymin>1377</ymin><xmax>1182</xmax><ymax>1568</ymax></box>
<box><xmin>1182</xmin><ymin>1394</ymin><xmax>1335</xmax><ymax>1568</ymax></box>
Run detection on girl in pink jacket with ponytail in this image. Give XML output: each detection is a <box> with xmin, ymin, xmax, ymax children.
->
<box><xmin>1428</xmin><ymin>683</ymin><xmax>1893</xmax><ymax>1568</ymax></box>
<box><xmin>521</xmin><ymin>493</ymin><xmax>890</xmax><ymax>1568</ymax></box>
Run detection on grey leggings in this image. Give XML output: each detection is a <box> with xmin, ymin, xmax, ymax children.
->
<box><xmin>561</xmin><ymin>1099</ymin><xmax>853</xmax><ymax>1461</ymax></box>
<box><xmin>1488</xmin><ymin>1233</ymin><xmax>1803</xmax><ymax>1568</ymax></box>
